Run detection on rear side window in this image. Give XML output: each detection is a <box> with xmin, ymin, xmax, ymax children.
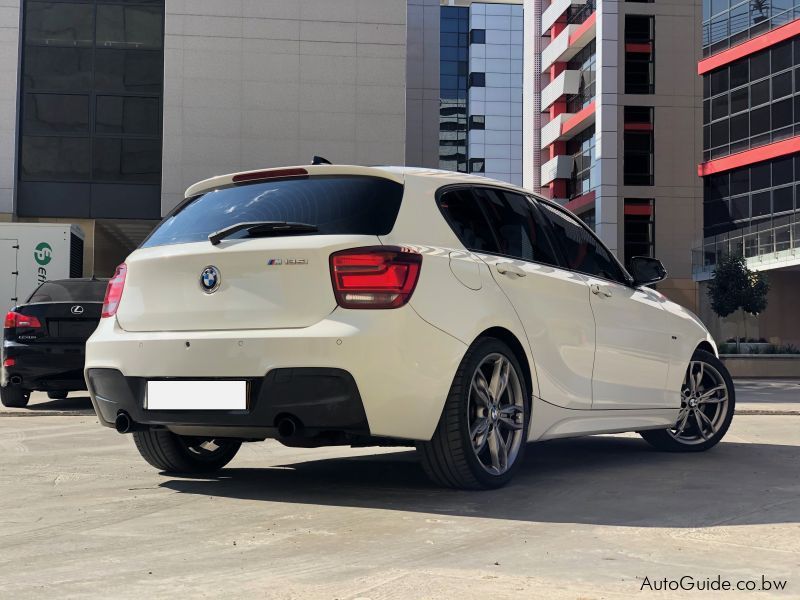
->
<box><xmin>539</xmin><ymin>203</ymin><xmax>628</xmax><ymax>284</ymax></box>
<box><xmin>142</xmin><ymin>176</ymin><xmax>404</xmax><ymax>248</ymax></box>
<box><xmin>475</xmin><ymin>188</ymin><xmax>559</xmax><ymax>266</ymax></box>
<box><xmin>438</xmin><ymin>187</ymin><xmax>559</xmax><ymax>266</ymax></box>
<box><xmin>438</xmin><ymin>188</ymin><xmax>500</xmax><ymax>253</ymax></box>
<box><xmin>28</xmin><ymin>280</ymin><xmax>108</xmax><ymax>303</ymax></box>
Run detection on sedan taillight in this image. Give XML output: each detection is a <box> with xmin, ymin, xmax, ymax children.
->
<box><xmin>330</xmin><ymin>246</ymin><xmax>422</xmax><ymax>309</ymax></box>
<box><xmin>102</xmin><ymin>263</ymin><xmax>127</xmax><ymax>318</ymax></box>
<box><xmin>3</xmin><ymin>312</ymin><xmax>42</xmax><ymax>329</ymax></box>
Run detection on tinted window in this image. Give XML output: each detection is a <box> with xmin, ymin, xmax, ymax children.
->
<box><xmin>474</xmin><ymin>189</ymin><xmax>559</xmax><ymax>266</ymax></box>
<box><xmin>28</xmin><ymin>280</ymin><xmax>108</xmax><ymax>303</ymax></box>
<box><xmin>143</xmin><ymin>176</ymin><xmax>404</xmax><ymax>248</ymax></box>
<box><xmin>96</xmin><ymin>96</ymin><xmax>160</xmax><ymax>135</ymax></box>
<box><xmin>25</xmin><ymin>2</ymin><xmax>94</xmax><ymax>45</ymax></box>
<box><xmin>93</xmin><ymin>138</ymin><xmax>161</xmax><ymax>183</ymax></box>
<box><xmin>21</xmin><ymin>136</ymin><xmax>91</xmax><ymax>180</ymax></box>
<box><xmin>23</xmin><ymin>94</ymin><xmax>89</xmax><ymax>134</ymax></box>
<box><xmin>539</xmin><ymin>203</ymin><xmax>628</xmax><ymax>283</ymax></box>
<box><xmin>438</xmin><ymin>188</ymin><xmax>499</xmax><ymax>253</ymax></box>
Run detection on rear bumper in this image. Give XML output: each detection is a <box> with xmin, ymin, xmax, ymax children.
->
<box><xmin>1</xmin><ymin>340</ymin><xmax>87</xmax><ymax>391</ymax></box>
<box><xmin>84</xmin><ymin>307</ymin><xmax>467</xmax><ymax>440</ymax></box>
<box><xmin>87</xmin><ymin>367</ymin><xmax>369</xmax><ymax>437</ymax></box>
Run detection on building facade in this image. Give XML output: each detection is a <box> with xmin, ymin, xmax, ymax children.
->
<box><xmin>524</xmin><ymin>0</ymin><xmax>705</xmax><ymax>310</ymax></box>
<box><xmin>697</xmin><ymin>1</ymin><xmax>800</xmax><ymax>344</ymax></box>
<box><xmin>439</xmin><ymin>1</ymin><xmax>524</xmax><ymax>185</ymax></box>
<box><xmin>2</xmin><ymin>0</ymin><xmax>441</xmax><ymax>276</ymax></box>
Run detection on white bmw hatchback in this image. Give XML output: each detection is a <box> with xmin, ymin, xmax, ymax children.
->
<box><xmin>85</xmin><ymin>165</ymin><xmax>735</xmax><ymax>489</ymax></box>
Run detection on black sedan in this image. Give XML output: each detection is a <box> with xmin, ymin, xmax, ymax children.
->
<box><xmin>1</xmin><ymin>278</ymin><xmax>108</xmax><ymax>408</ymax></box>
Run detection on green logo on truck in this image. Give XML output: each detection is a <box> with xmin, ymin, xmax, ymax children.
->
<box><xmin>35</xmin><ymin>241</ymin><xmax>53</xmax><ymax>283</ymax></box>
<box><xmin>34</xmin><ymin>242</ymin><xmax>53</xmax><ymax>266</ymax></box>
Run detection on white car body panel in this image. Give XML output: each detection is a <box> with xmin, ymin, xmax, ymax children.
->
<box><xmin>583</xmin><ymin>275</ymin><xmax>673</xmax><ymax>410</ymax></box>
<box><xmin>85</xmin><ymin>164</ymin><xmax>718</xmax><ymax>444</ymax></box>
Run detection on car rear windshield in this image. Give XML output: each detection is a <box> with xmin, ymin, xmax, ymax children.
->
<box><xmin>27</xmin><ymin>280</ymin><xmax>108</xmax><ymax>303</ymax></box>
<box><xmin>141</xmin><ymin>175</ymin><xmax>404</xmax><ymax>248</ymax></box>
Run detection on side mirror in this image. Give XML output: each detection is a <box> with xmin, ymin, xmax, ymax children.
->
<box><xmin>629</xmin><ymin>256</ymin><xmax>667</xmax><ymax>287</ymax></box>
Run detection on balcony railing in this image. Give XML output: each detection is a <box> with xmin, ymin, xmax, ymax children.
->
<box><xmin>692</xmin><ymin>215</ymin><xmax>800</xmax><ymax>279</ymax></box>
<box><xmin>566</xmin><ymin>84</ymin><xmax>594</xmax><ymax>114</ymax></box>
<box><xmin>567</xmin><ymin>0</ymin><xmax>594</xmax><ymax>25</ymax></box>
<box><xmin>703</xmin><ymin>3</ymin><xmax>800</xmax><ymax>56</ymax></box>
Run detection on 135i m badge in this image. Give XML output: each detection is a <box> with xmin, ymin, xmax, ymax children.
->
<box><xmin>84</xmin><ymin>164</ymin><xmax>734</xmax><ymax>490</ymax></box>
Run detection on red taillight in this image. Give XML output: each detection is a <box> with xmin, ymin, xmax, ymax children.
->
<box><xmin>102</xmin><ymin>263</ymin><xmax>127</xmax><ymax>318</ymax></box>
<box><xmin>4</xmin><ymin>311</ymin><xmax>42</xmax><ymax>329</ymax></box>
<box><xmin>3</xmin><ymin>358</ymin><xmax>14</xmax><ymax>368</ymax></box>
<box><xmin>330</xmin><ymin>246</ymin><xmax>422</xmax><ymax>309</ymax></box>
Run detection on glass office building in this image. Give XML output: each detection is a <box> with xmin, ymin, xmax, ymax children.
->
<box><xmin>439</xmin><ymin>2</ymin><xmax>524</xmax><ymax>186</ymax></box>
<box><xmin>698</xmin><ymin>0</ymin><xmax>800</xmax><ymax>344</ymax></box>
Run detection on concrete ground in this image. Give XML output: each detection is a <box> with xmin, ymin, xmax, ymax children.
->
<box><xmin>0</xmin><ymin>383</ymin><xmax>798</xmax><ymax>599</ymax></box>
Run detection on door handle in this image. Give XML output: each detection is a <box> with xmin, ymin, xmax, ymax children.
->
<box><xmin>496</xmin><ymin>263</ymin><xmax>526</xmax><ymax>278</ymax></box>
<box><xmin>591</xmin><ymin>284</ymin><xmax>612</xmax><ymax>298</ymax></box>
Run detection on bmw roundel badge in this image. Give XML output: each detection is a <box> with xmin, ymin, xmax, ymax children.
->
<box><xmin>200</xmin><ymin>265</ymin><xmax>221</xmax><ymax>293</ymax></box>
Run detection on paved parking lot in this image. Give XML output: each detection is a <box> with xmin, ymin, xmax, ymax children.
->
<box><xmin>0</xmin><ymin>383</ymin><xmax>798</xmax><ymax>599</ymax></box>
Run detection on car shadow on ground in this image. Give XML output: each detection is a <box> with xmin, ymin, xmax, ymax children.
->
<box><xmin>160</xmin><ymin>435</ymin><xmax>800</xmax><ymax>528</ymax></box>
<box><xmin>23</xmin><ymin>396</ymin><xmax>94</xmax><ymax>413</ymax></box>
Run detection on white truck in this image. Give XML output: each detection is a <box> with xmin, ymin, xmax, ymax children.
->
<box><xmin>0</xmin><ymin>223</ymin><xmax>85</xmax><ymax>310</ymax></box>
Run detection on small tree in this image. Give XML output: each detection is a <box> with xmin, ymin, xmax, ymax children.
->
<box><xmin>708</xmin><ymin>254</ymin><xmax>770</xmax><ymax>349</ymax></box>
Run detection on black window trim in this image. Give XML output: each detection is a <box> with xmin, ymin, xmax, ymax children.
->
<box><xmin>536</xmin><ymin>198</ymin><xmax>636</xmax><ymax>287</ymax></box>
<box><xmin>435</xmin><ymin>183</ymin><xmax>633</xmax><ymax>284</ymax></box>
<box><xmin>435</xmin><ymin>183</ymin><xmax>563</xmax><ymax>270</ymax></box>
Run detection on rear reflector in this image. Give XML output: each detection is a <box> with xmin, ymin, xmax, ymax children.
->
<box><xmin>102</xmin><ymin>263</ymin><xmax>127</xmax><ymax>319</ymax></box>
<box><xmin>4</xmin><ymin>312</ymin><xmax>42</xmax><ymax>329</ymax></box>
<box><xmin>232</xmin><ymin>168</ymin><xmax>308</xmax><ymax>184</ymax></box>
<box><xmin>330</xmin><ymin>246</ymin><xmax>422</xmax><ymax>309</ymax></box>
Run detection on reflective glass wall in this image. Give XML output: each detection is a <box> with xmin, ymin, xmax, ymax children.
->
<box><xmin>17</xmin><ymin>0</ymin><xmax>164</xmax><ymax>218</ymax></box>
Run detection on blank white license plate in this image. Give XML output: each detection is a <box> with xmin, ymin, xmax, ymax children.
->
<box><xmin>146</xmin><ymin>380</ymin><xmax>247</xmax><ymax>411</ymax></box>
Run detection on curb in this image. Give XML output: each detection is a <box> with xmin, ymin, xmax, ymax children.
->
<box><xmin>0</xmin><ymin>411</ymin><xmax>96</xmax><ymax>417</ymax></box>
<box><xmin>735</xmin><ymin>409</ymin><xmax>800</xmax><ymax>416</ymax></box>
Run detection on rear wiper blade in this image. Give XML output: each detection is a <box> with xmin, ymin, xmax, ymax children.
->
<box><xmin>209</xmin><ymin>221</ymin><xmax>319</xmax><ymax>246</ymax></box>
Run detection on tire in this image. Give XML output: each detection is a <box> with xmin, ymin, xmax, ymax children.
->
<box><xmin>47</xmin><ymin>391</ymin><xmax>68</xmax><ymax>400</ymax></box>
<box><xmin>640</xmin><ymin>349</ymin><xmax>735</xmax><ymax>452</ymax></box>
<box><xmin>132</xmin><ymin>429</ymin><xmax>241</xmax><ymax>474</ymax></box>
<box><xmin>1</xmin><ymin>386</ymin><xmax>30</xmax><ymax>408</ymax></box>
<box><xmin>418</xmin><ymin>337</ymin><xmax>531</xmax><ymax>490</ymax></box>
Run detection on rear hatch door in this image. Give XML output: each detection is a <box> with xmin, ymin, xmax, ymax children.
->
<box><xmin>116</xmin><ymin>173</ymin><xmax>404</xmax><ymax>332</ymax></box>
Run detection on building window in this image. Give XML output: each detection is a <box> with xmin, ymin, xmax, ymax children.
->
<box><xmin>624</xmin><ymin>199</ymin><xmax>655</xmax><ymax>268</ymax></box>
<box><xmin>566</xmin><ymin>40</ymin><xmax>596</xmax><ymax>112</ymax></box>
<box><xmin>703</xmin><ymin>154</ymin><xmax>800</xmax><ymax>238</ymax></box>
<box><xmin>702</xmin><ymin>40</ymin><xmax>800</xmax><ymax>161</ymax></box>
<box><xmin>470</xmin><ymin>29</ymin><xmax>485</xmax><ymax>44</ymax></box>
<box><xmin>578</xmin><ymin>208</ymin><xmax>596</xmax><ymax>230</ymax></box>
<box><xmin>469</xmin><ymin>158</ymin><xmax>486</xmax><ymax>173</ymax></box>
<box><xmin>624</xmin><ymin>107</ymin><xmax>654</xmax><ymax>186</ymax></box>
<box><xmin>567</xmin><ymin>0</ymin><xmax>595</xmax><ymax>25</ymax></box>
<box><xmin>566</xmin><ymin>126</ymin><xmax>596</xmax><ymax>199</ymax></box>
<box><xmin>469</xmin><ymin>72</ymin><xmax>486</xmax><ymax>88</ymax></box>
<box><xmin>625</xmin><ymin>15</ymin><xmax>655</xmax><ymax>94</ymax></box>
<box><xmin>440</xmin><ymin>6</ymin><xmax>469</xmax><ymax>173</ymax></box>
<box><xmin>18</xmin><ymin>0</ymin><xmax>164</xmax><ymax>189</ymax></box>
<box><xmin>468</xmin><ymin>115</ymin><xmax>485</xmax><ymax>130</ymax></box>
